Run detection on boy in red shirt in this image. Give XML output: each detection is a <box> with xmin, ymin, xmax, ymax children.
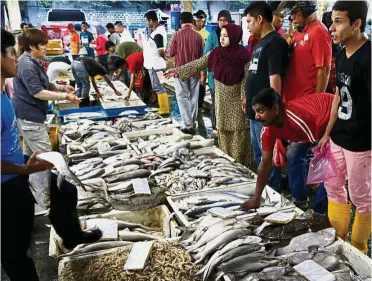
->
<box><xmin>240</xmin><ymin>88</ymin><xmax>334</xmax><ymax>213</ymax></box>
<box><xmin>113</xmin><ymin>52</ymin><xmax>144</xmax><ymax>101</ymax></box>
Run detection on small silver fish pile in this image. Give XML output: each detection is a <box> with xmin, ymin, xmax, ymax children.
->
<box><xmin>59</xmin><ymin>241</ymin><xmax>202</xmax><ymax>281</ymax></box>
<box><xmin>154</xmin><ymin>154</ymin><xmax>255</xmax><ymax>194</ymax></box>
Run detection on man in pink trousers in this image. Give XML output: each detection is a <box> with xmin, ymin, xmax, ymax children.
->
<box><xmin>319</xmin><ymin>0</ymin><xmax>371</xmax><ymax>253</ymax></box>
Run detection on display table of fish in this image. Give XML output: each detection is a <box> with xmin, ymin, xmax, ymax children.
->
<box><xmin>177</xmin><ymin>211</ymin><xmax>370</xmax><ymax>281</ymax></box>
<box><xmin>58</xmin><ymin>241</ymin><xmax>202</xmax><ymax>281</ymax></box>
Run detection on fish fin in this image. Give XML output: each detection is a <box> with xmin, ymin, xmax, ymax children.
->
<box><xmin>215</xmin><ymin>271</ymin><xmax>225</xmax><ymax>281</ymax></box>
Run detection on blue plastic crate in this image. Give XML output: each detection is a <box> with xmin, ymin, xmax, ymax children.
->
<box><xmin>104</xmin><ymin>106</ymin><xmax>147</xmax><ymax>119</ymax></box>
<box><xmin>58</xmin><ymin>106</ymin><xmax>108</xmax><ymax>124</ymax></box>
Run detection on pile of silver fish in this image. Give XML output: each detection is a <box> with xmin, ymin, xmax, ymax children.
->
<box><xmin>59</xmin><ymin>241</ymin><xmax>202</xmax><ymax>281</ymax></box>
<box><xmin>154</xmin><ymin>153</ymin><xmax>255</xmax><ymax>194</ymax></box>
<box><xmin>180</xmin><ymin>211</ymin><xmax>368</xmax><ymax>281</ymax></box>
<box><xmin>111</xmin><ymin>117</ymin><xmax>177</xmax><ymax>133</ymax></box>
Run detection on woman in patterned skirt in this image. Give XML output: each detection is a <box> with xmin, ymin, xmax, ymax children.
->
<box><xmin>165</xmin><ymin>23</ymin><xmax>250</xmax><ymax>166</ymax></box>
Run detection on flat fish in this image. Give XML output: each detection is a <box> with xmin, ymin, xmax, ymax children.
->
<box><xmin>276</xmin><ymin>228</ymin><xmax>336</xmax><ymax>255</ymax></box>
<box><xmin>36</xmin><ymin>152</ymin><xmax>86</xmax><ymax>191</ymax></box>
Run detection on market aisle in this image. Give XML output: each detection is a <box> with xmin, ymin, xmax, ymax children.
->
<box><xmin>1</xmin><ymin>215</ymin><xmax>59</xmax><ymax>281</ymax></box>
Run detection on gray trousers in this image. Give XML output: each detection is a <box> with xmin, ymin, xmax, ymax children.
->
<box><xmin>71</xmin><ymin>61</ymin><xmax>90</xmax><ymax>98</ymax></box>
<box><xmin>174</xmin><ymin>77</ymin><xmax>200</xmax><ymax>126</ymax></box>
<box><xmin>147</xmin><ymin>68</ymin><xmax>166</xmax><ymax>94</ymax></box>
<box><xmin>17</xmin><ymin>119</ymin><xmax>51</xmax><ymax>209</ymax></box>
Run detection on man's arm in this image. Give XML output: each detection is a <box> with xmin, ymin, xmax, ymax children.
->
<box><xmin>158</xmin><ymin>49</ymin><xmax>166</xmax><ymax>59</ymax></box>
<box><xmin>153</xmin><ymin>34</ymin><xmax>166</xmax><ymax>59</ymax></box>
<box><xmin>1</xmin><ymin>152</ymin><xmax>53</xmax><ymax>175</ymax></box>
<box><xmin>91</xmin><ymin>77</ymin><xmax>101</xmax><ymax>97</ymax></box>
<box><xmin>315</xmin><ymin>66</ymin><xmax>331</xmax><ymax>93</ymax></box>
<box><xmin>269</xmin><ymin>74</ymin><xmax>282</xmax><ymax>95</ymax></box>
<box><xmin>125</xmin><ymin>73</ymin><xmax>135</xmax><ymax>100</ymax></box>
<box><xmin>319</xmin><ymin>87</ymin><xmax>340</xmax><ymax>149</ymax></box>
<box><xmin>240</xmin><ymin>150</ymin><xmax>274</xmax><ymax>210</ymax></box>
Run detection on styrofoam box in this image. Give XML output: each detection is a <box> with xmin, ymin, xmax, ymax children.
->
<box><xmin>49</xmin><ymin>205</ymin><xmax>180</xmax><ymax>258</ymax></box>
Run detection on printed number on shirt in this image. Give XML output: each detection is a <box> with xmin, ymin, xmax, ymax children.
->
<box><xmin>338</xmin><ymin>86</ymin><xmax>352</xmax><ymax>120</ymax></box>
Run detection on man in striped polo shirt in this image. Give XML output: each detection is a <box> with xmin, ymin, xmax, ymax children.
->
<box><xmin>167</xmin><ymin>12</ymin><xmax>204</xmax><ymax>134</ymax></box>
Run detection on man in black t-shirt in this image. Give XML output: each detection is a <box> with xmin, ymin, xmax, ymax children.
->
<box><xmin>319</xmin><ymin>0</ymin><xmax>371</xmax><ymax>254</ymax></box>
<box><xmin>241</xmin><ymin>1</ymin><xmax>289</xmax><ymax>192</ymax></box>
<box><xmin>71</xmin><ymin>56</ymin><xmax>121</xmax><ymax>105</ymax></box>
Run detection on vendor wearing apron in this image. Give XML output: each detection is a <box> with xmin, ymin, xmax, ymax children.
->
<box><xmin>71</xmin><ymin>56</ymin><xmax>121</xmax><ymax>105</ymax></box>
<box><xmin>2</xmin><ymin>28</ymin><xmax>101</xmax><ymax>281</ymax></box>
<box><xmin>143</xmin><ymin>10</ymin><xmax>169</xmax><ymax>114</ymax></box>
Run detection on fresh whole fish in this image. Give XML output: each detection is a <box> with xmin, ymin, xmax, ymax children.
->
<box><xmin>193</xmin><ymin>227</ymin><xmax>252</xmax><ymax>264</ymax></box>
<box><xmin>106</xmin><ymin>169</ymin><xmax>151</xmax><ymax>183</ymax></box>
<box><xmin>185</xmin><ymin>218</ymin><xmax>236</xmax><ymax>252</ymax></box>
<box><xmin>257</xmin><ymin>266</ymin><xmax>294</xmax><ymax>281</ymax></box>
<box><xmin>36</xmin><ymin>152</ymin><xmax>86</xmax><ymax>191</ymax></box>
<box><xmin>118</xmin><ymin>230</ymin><xmax>162</xmax><ymax>241</ymax></box>
<box><xmin>67</xmin><ymin>151</ymin><xmax>99</xmax><ymax>161</ymax></box>
<box><xmin>59</xmin><ymin>241</ymin><xmax>133</xmax><ymax>257</ymax></box>
<box><xmin>202</xmin><ymin>243</ymin><xmax>264</xmax><ymax>281</ymax></box>
<box><xmin>276</xmin><ymin>228</ymin><xmax>336</xmax><ymax>255</ymax></box>
<box><xmin>217</xmin><ymin>253</ymin><xmax>280</xmax><ymax>279</ymax></box>
<box><xmin>78</xmin><ymin>168</ymin><xmax>105</xmax><ymax>181</ymax></box>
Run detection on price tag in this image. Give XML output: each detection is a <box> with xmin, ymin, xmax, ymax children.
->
<box><xmin>98</xmin><ymin>141</ymin><xmax>111</xmax><ymax>154</ymax></box>
<box><xmin>124</xmin><ymin>241</ymin><xmax>153</xmax><ymax>271</ymax></box>
<box><xmin>86</xmin><ymin>219</ymin><xmax>118</xmax><ymax>240</ymax></box>
<box><xmin>132</xmin><ymin>178</ymin><xmax>151</xmax><ymax>195</ymax></box>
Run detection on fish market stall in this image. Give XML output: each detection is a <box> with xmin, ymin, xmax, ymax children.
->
<box><xmin>50</xmin><ymin>205</ymin><xmax>180</xmax><ymax>258</ymax></box>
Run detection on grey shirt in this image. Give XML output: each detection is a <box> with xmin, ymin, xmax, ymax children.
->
<box><xmin>109</xmin><ymin>32</ymin><xmax>121</xmax><ymax>46</ymax></box>
<box><xmin>12</xmin><ymin>52</ymin><xmax>49</xmax><ymax>123</ymax></box>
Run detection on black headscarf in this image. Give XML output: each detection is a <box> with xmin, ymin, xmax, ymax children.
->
<box><xmin>216</xmin><ymin>10</ymin><xmax>232</xmax><ymax>45</ymax></box>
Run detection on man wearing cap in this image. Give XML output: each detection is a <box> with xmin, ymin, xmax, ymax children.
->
<box><xmin>280</xmin><ymin>0</ymin><xmax>332</xmax><ymax>212</ymax></box>
<box><xmin>193</xmin><ymin>10</ymin><xmax>209</xmax><ymax>109</ymax></box>
<box><xmin>67</xmin><ymin>23</ymin><xmax>80</xmax><ymax>60</ymax></box>
<box><xmin>268</xmin><ymin>2</ymin><xmax>286</xmax><ymax>38</ymax></box>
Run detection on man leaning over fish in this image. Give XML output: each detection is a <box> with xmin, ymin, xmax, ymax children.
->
<box><xmin>1</xmin><ymin>29</ymin><xmax>102</xmax><ymax>281</ymax></box>
<box><xmin>240</xmin><ymin>88</ymin><xmax>334</xmax><ymax>215</ymax></box>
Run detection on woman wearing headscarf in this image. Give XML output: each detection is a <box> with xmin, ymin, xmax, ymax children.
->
<box><xmin>165</xmin><ymin>24</ymin><xmax>250</xmax><ymax>166</ymax></box>
<box><xmin>94</xmin><ymin>25</ymin><xmax>109</xmax><ymax>73</ymax></box>
<box><xmin>203</xmin><ymin>10</ymin><xmax>232</xmax><ymax>138</ymax></box>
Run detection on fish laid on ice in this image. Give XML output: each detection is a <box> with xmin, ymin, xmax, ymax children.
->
<box><xmin>276</xmin><ymin>228</ymin><xmax>336</xmax><ymax>255</ymax></box>
<box><xmin>78</xmin><ymin>168</ymin><xmax>105</xmax><ymax>181</ymax></box>
<box><xmin>36</xmin><ymin>152</ymin><xmax>86</xmax><ymax>191</ymax></box>
<box><xmin>106</xmin><ymin>169</ymin><xmax>151</xmax><ymax>183</ymax></box>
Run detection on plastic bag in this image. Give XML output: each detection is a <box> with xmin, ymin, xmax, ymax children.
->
<box><xmin>307</xmin><ymin>142</ymin><xmax>338</xmax><ymax>184</ymax></box>
<box><xmin>273</xmin><ymin>139</ymin><xmax>286</xmax><ymax>167</ymax></box>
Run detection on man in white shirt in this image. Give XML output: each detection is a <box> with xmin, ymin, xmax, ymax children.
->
<box><xmin>46</xmin><ymin>56</ymin><xmax>75</xmax><ymax>84</ymax></box>
<box><xmin>114</xmin><ymin>21</ymin><xmax>135</xmax><ymax>43</ymax></box>
<box><xmin>143</xmin><ymin>10</ymin><xmax>169</xmax><ymax>114</ymax></box>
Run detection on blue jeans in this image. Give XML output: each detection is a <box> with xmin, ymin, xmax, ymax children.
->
<box><xmin>71</xmin><ymin>61</ymin><xmax>90</xmax><ymax>98</ymax></box>
<box><xmin>250</xmin><ymin>120</ymin><xmax>282</xmax><ymax>190</ymax></box>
